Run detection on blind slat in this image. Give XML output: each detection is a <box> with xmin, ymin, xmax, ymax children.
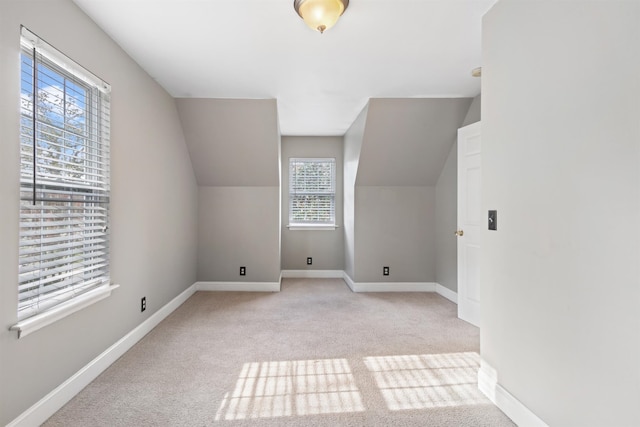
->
<box><xmin>19</xmin><ymin>262</ymin><xmax>108</xmax><ymax>286</ymax></box>
<box><xmin>19</xmin><ymin>238</ymin><xmax>107</xmax><ymax>257</ymax></box>
<box><xmin>19</xmin><ymin>246</ymin><xmax>107</xmax><ymax>265</ymax></box>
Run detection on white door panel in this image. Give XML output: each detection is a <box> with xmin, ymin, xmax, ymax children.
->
<box><xmin>457</xmin><ymin>122</ymin><xmax>482</xmax><ymax>327</ymax></box>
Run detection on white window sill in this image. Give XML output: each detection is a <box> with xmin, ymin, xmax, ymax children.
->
<box><xmin>287</xmin><ymin>224</ymin><xmax>339</xmax><ymax>231</ymax></box>
<box><xmin>9</xmin><ymin>284</ymin><xmax>119</xmax><ymax>339</ymax></box>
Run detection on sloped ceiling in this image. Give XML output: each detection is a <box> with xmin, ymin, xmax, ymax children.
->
<box><xmin>356</xmin><ymin>98</ymin><xmax>472</xmax><ymax>186</ymax></box>
<box><xmin>175</xmin><ymin>99</ymin><xmax>280</xmax><ymax>186</ymax></box>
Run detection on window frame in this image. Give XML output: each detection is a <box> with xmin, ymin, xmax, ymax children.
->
<box><xmin>288</xmin><ymin>157</ymin><xmax>337</xmax><ymax>230</ymax></box>
<box><xmin>11</xmin><ymin>27</ymin><xmax>117</xmax><ymax>339</ymax></box>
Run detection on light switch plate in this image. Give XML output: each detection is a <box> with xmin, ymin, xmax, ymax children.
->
<box><xmin>488</xmin><ymin>210</ymin><xmax>497</xmax><ymax>231</ymax></box>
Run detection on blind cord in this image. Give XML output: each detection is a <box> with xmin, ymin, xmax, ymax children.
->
<box><xmin>31</xmin><ymin>47</ymin><xmax>37</xmax><ymax>205</ymax></box>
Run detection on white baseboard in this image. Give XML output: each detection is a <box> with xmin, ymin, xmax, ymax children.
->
<box><xmin>435</xmin><ymin>283</ymin><xmax>458</xmax><ymax>303</ymax></box>
<box><xmin>8</xmin><ymin>283</ymin><xmax>198</xmax><ymax>427</ymax></box>
<box><xmin>281</xmin><ymin>270</ymin><xmax>344</xmax><ymax>279</ymax></box>
<box><xmin>343</xmin><ymin>272</ymin><xmax>356</xmax><ymax>291</ymax></box>
<box><xmin>351</xmin><ymin>282</ymin><xmax>436</xmax><ymax>292</ymax></box>
<box><xmin>343</xmin><ymin>273</ymin><xmax>448</xmax><ymax>294</ymax></box>
<box><xmin>195</xmin><ymin>281</ymin><xmax>280</xmax><ymax>292</ymax></box>
<box><xmin>341</xmin><ymin>272</ymin><xmax>436</xmax><ymax>292</ymax></box>
<box><xmin>478</xmin><ymin>359</ymin><xmax>548</xmax><ymax>427</ymax></box>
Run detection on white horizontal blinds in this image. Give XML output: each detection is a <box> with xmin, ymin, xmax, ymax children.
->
<box><xmin>289</xmin><ymin>158</ymin><xmax>336</xmax><ymax>224</ymax></box>
<box><xmin>19</xmin><ymin>27</ymin><xmax>111</xmax><ymax>320</ymax></box>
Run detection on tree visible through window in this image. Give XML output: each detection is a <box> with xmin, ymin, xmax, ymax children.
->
<box><xmin>18</xmin><ymin>27</ymin><xmax>111</xmax><ymax>320</ymax></box>
<box><xmin>289</xmin><ymin>158</ymin><xmax>336</xmax><ymax>226</ymax></box>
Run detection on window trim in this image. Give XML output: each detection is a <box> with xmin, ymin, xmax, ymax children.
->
<box><xmin>20</xmin><ymin>27</ymin><xmax>111</xmax><ymax>93</ymax></box>
<box><xmin>286</xmin><ymin>224</ymin><xmax>339</xmax><ymax>231</ymax></box>
<box><xmin>9</xmin><ymin>284</ymin><xmax>119</xmax><ymax>339</ymax></box>
<box><xmin>11</xmin><ymin>27</ymin><xmax>114</xmax><ymax>337</ymax></box>
<box><xmin>288</xmin><ymin>157</ymin><xmax>337</xmax><ymax>229</ymax></box>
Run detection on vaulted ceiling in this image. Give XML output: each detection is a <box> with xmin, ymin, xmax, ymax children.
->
<box><xmin>72</xmin><ymin>0</ymin><xmax>495</xmax><ymax>136</ymax></box>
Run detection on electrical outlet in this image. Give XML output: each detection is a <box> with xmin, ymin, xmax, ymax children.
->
<box><xmin>239</xmin><ymin>266</ymin><xmax>246</xmax><ymax>276</ymax></box>
<box><xmin>307</xmin><ymin>257</ymin><xmax>312</xmax><ymax>265</ymax></box>
<box><xmin>383</xmin><ymin>266</ymin><xmax>390</xmax><ymax>276</ymax></box>
<box><xmin>141</xmin><ymin>297</ymin><xmax>146</xmax><ymax>312</ymax></box>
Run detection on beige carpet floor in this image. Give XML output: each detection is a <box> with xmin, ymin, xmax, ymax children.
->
<box><xmin>44</xmin><ymin>278</ymin><xmax>515</xmax><ymax>426</ymax></box>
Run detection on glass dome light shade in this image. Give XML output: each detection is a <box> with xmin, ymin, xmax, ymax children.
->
<box><xmin>294</xmin><ymin>0</ymin><xmax>349</xmax><ymax>33</ymax></box>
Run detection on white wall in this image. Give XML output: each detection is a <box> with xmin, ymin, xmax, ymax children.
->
<box><xmin>482</xmin><ymin>1</ymin><xmax>640</xmax><ymax>425</ymax></box>
<box><xmin>0</xmin><ymin>1</ymin><xmax>198</xmax><ymax>424</ymax></box>
<box><xmin>343</xmin><ymin>104</ymin><xmax>369</xmax><ymax>279</ymax></box>
<box><xmin>281</xmin><ymin>136</ymin><xmax>344</xmax><ymax>271</ymax></box>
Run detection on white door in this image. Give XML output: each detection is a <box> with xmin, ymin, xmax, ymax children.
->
<box><xmin>457</xmin><ymin>122</ymin><xmax>482</xmax><ymax>327</ymax></box>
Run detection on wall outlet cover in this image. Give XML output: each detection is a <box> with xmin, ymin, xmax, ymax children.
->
<box><xmin>307</xmin><ymin>257</ymin><xmax>312</xmax><ymax>265</ymax></box>
<box><xmin>239</xmin><ymin>266</ymin><xmax>246</xmax><ymax>276</ymax></box>
<box><xmin>383</xmin><ymin>266</ymin><xmax>390</xmax><ymax>276</ymax></box>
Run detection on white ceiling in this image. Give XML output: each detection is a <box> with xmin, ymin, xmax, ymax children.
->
<box><xmin>72</xmin><ymin>0</ymin><xmax>496</xmax><ymax>136</ymax></box>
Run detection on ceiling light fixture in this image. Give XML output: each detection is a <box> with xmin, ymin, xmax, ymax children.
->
<box><xmin>294</xmin><ymin>0</ymin><xmax>349</xmax><ymax>34</ymax></box>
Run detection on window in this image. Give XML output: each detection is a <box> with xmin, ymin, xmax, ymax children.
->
<box><xmin>289</xmin><ymin>158</ymin><xmax>336</xmax><ymax>227</ymax></box>
<box><xmin>16</xmin><ymin>27</ymin><xmax>112</xmax><ymax>325</ymax></box>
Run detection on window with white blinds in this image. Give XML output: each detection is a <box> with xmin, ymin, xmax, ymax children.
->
<box><xmin>18</xmin><ymin>27</ymin><xmax>111</xmax><ymax>321</ymax></box>
<box><xmin>289</xmin><ymin>158</ymin><xmax>336</xmax><ymax>225</ymax></box>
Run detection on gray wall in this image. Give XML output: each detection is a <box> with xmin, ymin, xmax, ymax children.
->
<box><xmin>176</xmin><ymin>99</ymin><xmax>282</xmax><ymax>283</ymax></box>
<box><xmin>281</xmin><ymin>136</ymin><xmax>344</xmax><ymax>270</ymax></box>
<box><xmin>0</xmin><ymin>1</ymin><xmax>198</xmax><ymax>424</ymax></box>
<box><xmin>435</xmin><ymin>94</ymin><xmax>481</xmax><ymax>293</ymax></box>
<box><xmin>355</xmin><ymin>187</ymin><xmax>436</xmax><ymax>282</ymax></box>
<box><xmin>482</xmin><ymin>2</ymin><xmax>639</xmax><ymax>425</ymax></box>
<box><xmin>356</xmin><ymin>98</ymin><xmax>471</xmax><ymax>186</ymax></box>
<box><xmin>176</xmin><ymin>99</ymin><xmax>280</xmax><ymax>186</ymax></box>
<box><xmin>435</xmin><ymin>143</ymin><xmax>458</xmax><ymax>292</ymax></box>
<box><xmin>343</xmin><ymin>104</ymin><xmax>369</xmax><ymax>279</ymax></box>
<box><xmin>348</xmin><ymin>98</ymin><xmax>470</xmax><ymax>284</ymax></box>
<box><xmin>462</xmin><ymin>94</ymin><xmax>481</xmax><ymax>127</ymax></box>
<box><xmin>198</xmin><ymin>187</ymin><xmax>280</xmax><ymax>282</ymax></box>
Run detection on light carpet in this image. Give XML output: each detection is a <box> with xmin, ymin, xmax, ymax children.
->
<box><xmin>44</xmin><ymin>278</ymin><xmax>515</xmax><ymax>426</ymax></box>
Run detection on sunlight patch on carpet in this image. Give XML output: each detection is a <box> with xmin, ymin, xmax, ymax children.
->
<box><xmin>215</xmin><ymin>358</ymin><xmax>364</xmax><ymax>420</ymax></box>
<box><xmin>364</xmin><ymin>352</ymin><xmax>490</xmax><ymax>411</ymax></box>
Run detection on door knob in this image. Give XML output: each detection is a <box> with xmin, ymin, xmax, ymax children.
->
<box><xmin>454</xmin><ymin>230</ymin><xmax>464</xmax><ymax>237</ymax></box>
